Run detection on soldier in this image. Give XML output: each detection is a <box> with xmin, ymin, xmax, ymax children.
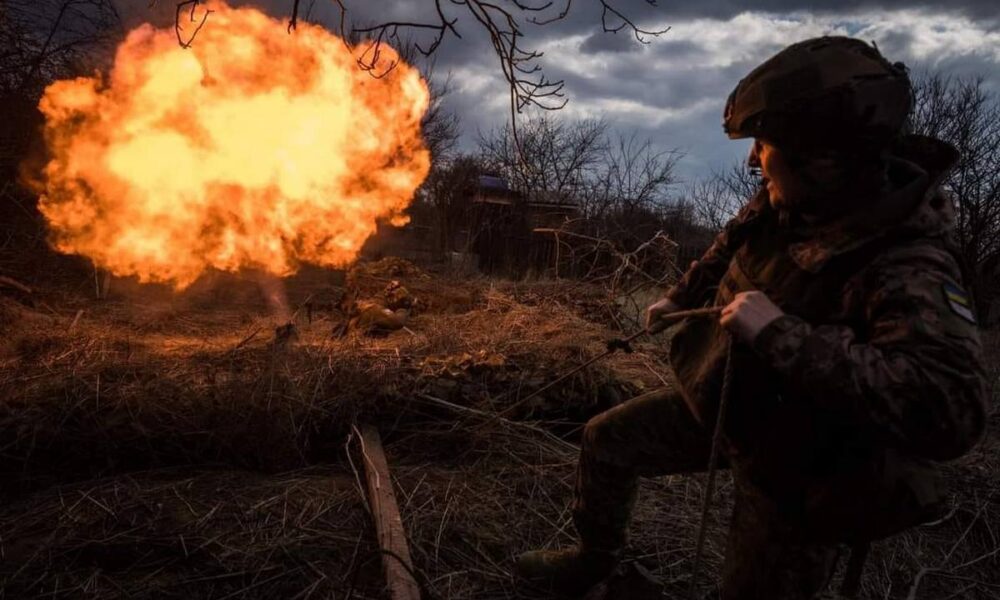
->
<box><xmin>516</xmin><ymin>37</ymin><xmax>988</xmax><ymax>599</ymax></box>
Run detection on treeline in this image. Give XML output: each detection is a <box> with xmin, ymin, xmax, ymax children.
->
<box><xmin>420</xmin><ymin>74</ymin><xmax>1000</xmax><ymax>322</ymax></box>
<box><xmin>418</xmin><ymin>116</ymin><xmax>718</xmax><ymax>274</ymax></box>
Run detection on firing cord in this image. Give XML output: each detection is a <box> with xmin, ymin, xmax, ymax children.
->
<box><xmin>688</xmin><ymin>335</ymin><xmax>734</xmax><ymax>600</ymax></box>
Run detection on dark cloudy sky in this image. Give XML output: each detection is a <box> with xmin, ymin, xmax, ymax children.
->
<box><xmin>122</xmin><ymin>1</ymin><xmax>1000</xmax><ymax>183</ymax></box>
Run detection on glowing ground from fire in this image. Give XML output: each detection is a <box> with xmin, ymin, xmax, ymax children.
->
<box><xmin>33</xmin><ymin>0</ymin><xmax>431</xmax><ymax>289</ymax></box>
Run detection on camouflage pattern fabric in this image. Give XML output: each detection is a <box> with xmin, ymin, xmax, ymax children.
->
<box><xmin>574</xmin><ymin>388</ymin><xmax>712</xmax><ymax>552</ymax></box>
<box><xmin>720</xmin><ymin>478</ymin><xmax>840</xmax><ymax>600</ymax></box>
<box><xmin>574</xmin><ymin>388</ymin><xmax>841</xmax><ymax>599</ymax></box>
<box><xmin>662</xmin><ymin>135</ymin><xmax>987</xmax><ymax>541</ymax></box>
<box><xmin>565</xmin><ymin>134</ymin><xmax>987</xmax><ymax>598</ymax></box>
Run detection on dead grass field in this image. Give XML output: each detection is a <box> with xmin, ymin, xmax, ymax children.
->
<box><xmin>0</xmin><ymin>259</ymin><xmax>997</xmax><ymax>599</ymax></box>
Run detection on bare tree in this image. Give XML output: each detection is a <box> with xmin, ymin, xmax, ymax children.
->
<box><xmin>420</xmin><ymin>72</ymin><xmax>460</xmax><ymax>164</ymax></box>
<box><xmin>476</xmin><ymin>113</ymin><xmax>687</xmax><ymax>291</ymax></box>
<box><xmin>585</xmin><ymin>132</ymin><xmax>682</xmax><ymax>220</ymax></box>
<box><xmin>688</xmin><ymin>161</ymin><xmax>760</xmax><ymax>231</ymax></box>
<box><xmin>169</xmin><ymin>1</ymin><xmax>668</xmax><ymax>124</ymax></box>
<box><xmin>0</xmin><ymin>0</ymin><xmax>121</xmax><ymax>96</ymax></box>
<box><xmin>310</xmin><ymin>1</ymin><xmax>666</xmax><ymax>115</ymax></box>
<box><xmin>478</xmin><ymin>115</ymin><xmax>681</xmax><ymax>228</ymax></box>
<box><xmin>908</xmin><ymin>73</ymin><xmax>1000</xmax><ymax>321</ymax></box>
<box><xmin>1</xmin><ymin>1</ymin><xmax>121</xmax><ymax>187</ymax></box>
<box><xmin>478</xmin><ymin>115</ymin><xmax>608</xmax><ymax>202</ymax></box>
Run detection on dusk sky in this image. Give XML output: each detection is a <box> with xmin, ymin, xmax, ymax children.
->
<box><xmin>124</xmin><ymin>1</ymin><xmax>1000</xmax><ymax>184</ymax></box>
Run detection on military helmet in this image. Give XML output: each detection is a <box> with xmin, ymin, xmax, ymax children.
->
<box><xmin>724</xmin><ymin>36</ymin><xmax>912</xmax><ymax>152</ymax></box>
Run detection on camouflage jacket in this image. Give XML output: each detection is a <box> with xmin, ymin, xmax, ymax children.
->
<box><xmin>665</xmin><ymin>135</ymin><xmax>988</xmax><ymax>541</ymax></box>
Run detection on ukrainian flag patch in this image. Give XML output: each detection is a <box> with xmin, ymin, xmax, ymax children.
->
<box><xmin>943</xmin><ymin>282</ymin><xmax>976</xmax><ymax>324</ymax></box>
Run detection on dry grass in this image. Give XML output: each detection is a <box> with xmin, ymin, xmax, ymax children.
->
<box><xmin>0</xmin><ymin>262</ymin><xmax>660</xmax><ymax>492</ymax></box>
<box><xmin>0</xmin><ymin>468</ymin><xmax>380</xmax><ymax>599</ymax></box>
<box><xmin>0</xmin><ymin>259</ymin><xmax>997</xmax><ymax>599</ymax></box>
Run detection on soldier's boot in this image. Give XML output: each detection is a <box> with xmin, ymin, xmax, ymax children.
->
<box><xmin>515</xmin><ymin>546</ymin><xmax>619</xmax><ymax>596</ymax></box>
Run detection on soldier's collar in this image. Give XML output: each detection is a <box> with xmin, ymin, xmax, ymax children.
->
<box><xmin>785</xmin><ymin>158</ymin><xmax>946</xmax><ymax>272</ymax></box>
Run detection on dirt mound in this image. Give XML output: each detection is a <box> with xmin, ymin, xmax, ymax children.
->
<box><xmin>354</xmin><ymin>256</ymin><xmax>431</xmax><ymax>280</ymax></box>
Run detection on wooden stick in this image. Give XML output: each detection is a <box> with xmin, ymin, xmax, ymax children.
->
<box><xmin>359</xmin><ymin>425</ymin><xmax>421</xmax><ymax>600</ymax></box>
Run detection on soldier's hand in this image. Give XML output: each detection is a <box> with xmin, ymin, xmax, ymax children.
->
<box><xmin>646</xmin><ymin>297</ymin><xmax>680</xmax><ymax>333</ymax></box>
<box><xmin>720</xmin><ymin>291</ymin><xmax>784</xmax><ymax>343</ymax></box>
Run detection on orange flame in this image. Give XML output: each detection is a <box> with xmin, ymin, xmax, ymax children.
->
<box><xmin>35</xmin><ymin>1</ymin><xmax>430</xmax><ymax>288</ymax></box>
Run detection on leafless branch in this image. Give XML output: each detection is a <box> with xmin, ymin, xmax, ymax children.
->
<box><xmin>298</xmin><ymin>1</ymin><xmax>664</xmax><ymax>118</ymax></box>
<box><xmin>175</xmin><ymin>0</ymin><xmax>212</xmax><ymax>49</ymax></box>
<box><xmin>687</xmin><ymin>162</ymin><xmax>760</xmax><ymax>231</ymax></box>
<box><xmin>287</xmin><ymin>0</ymin><xmax>301</xmax><ymax>33</ymax></box>
<box><xmin>599</xmin><ymin>1</ymin><xmax>670</xmax><ymax>43</ymax></box>
<box><xmin>909</xmin><ymin>73</ymin><xmax>1000</xmax><ymax>320</ymax></box>
<box><xmin>1</xmin><ymin>0</ymin><xmax>121</xmax><ymax>96</ymax></box>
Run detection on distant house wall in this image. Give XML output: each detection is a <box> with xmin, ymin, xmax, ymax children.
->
<box><xmin>466</xmin><ymin>177</ymin><xmax>582</xmax><ymax>277</ymax></box>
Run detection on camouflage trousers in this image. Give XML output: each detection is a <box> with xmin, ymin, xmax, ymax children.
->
<box><xmin>573</xmin><ymin>388</ymin><xmax>840</xmax><ymax>600</ymax></box>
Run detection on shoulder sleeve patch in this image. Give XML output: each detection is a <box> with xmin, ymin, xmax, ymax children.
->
<box><xmin>942</xmin><ymin>282</ymin><xmax>977</xmax><ymax>324</ymax></box>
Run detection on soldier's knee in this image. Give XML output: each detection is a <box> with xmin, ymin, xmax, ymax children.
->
<box><xmin>582</xmin><ymin>413</ymin><xmax>615</xmax><ymax>454</ymax></box>
<box><xmin>581</xmin><ymin>415</ymin><xmax>602</xmax><ymax>449</ymax></box>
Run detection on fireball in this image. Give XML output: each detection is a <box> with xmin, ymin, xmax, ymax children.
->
<box><xmin>34</xmin><ymin>1</ymin><xmax>430</xmax><ymax>288</ymax></box>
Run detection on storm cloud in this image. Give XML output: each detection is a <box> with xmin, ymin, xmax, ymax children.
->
<box><xmin>116</xmin><ymin>1</ymin><xmax>1000</xmax><ymax>181</ymax></box>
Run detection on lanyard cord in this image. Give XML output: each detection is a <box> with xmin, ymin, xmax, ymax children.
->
<box><xmin>688</xmin><ymin>335</ymin><xmax>735</xmax><ymax>600</ymax></box>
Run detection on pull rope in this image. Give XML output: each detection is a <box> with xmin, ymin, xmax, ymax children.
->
<box><xmin>688</xmin><ymin>336</ymin><xmax>735</xmax><ymax>600</ymax></box>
